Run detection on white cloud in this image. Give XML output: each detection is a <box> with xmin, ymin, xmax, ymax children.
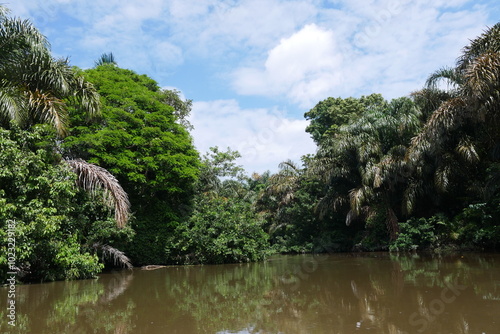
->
<box><xmin>233</xmin><ymin>24</ymin><xmax>344</xmax><ymax>108</ymax></box>
<box><xmin>231</xmin><ymin>0</ymin><xmax>493</xmax><ymax>107</ymax></box>
<box><xmin>166</xmin><ymin>0</ymin><xmax>318</xmax><ymax>57</ymax></box>
<box><xmin>189</xmin><ymin>100</ymin><xmax>316</xmax><ymax>173</ymax></box>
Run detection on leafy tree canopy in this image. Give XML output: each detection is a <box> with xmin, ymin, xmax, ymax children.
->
<box><xmin>63</xmin><ymin>65</ymin><xmax>200</xmax><ymax>207</ymax></box>
<box><xmin>304</xmin><ymin>93</ymin><xmax>387</xmax><ymax>144</ymax></box>
<box><xmin>63</xmin><ymin>64</ymin><xmax>200</xmax><ymax>264</ymax></box>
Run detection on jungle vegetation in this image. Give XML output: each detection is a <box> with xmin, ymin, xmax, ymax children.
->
<box><xmin>1</xmin><ymin>4</ymin><xmax>499</xmax><ymax>282</ymax></box>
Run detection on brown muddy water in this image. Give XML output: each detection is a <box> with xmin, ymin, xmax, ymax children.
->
<box><xmin>1</xmin><ymin>253</ymin><xmax>500</xmax><ymax>334</ymax></box>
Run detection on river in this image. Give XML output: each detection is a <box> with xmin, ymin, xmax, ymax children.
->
<box><xmin>1</xmin><ymin>253</ymin><xmax>499</xmax><ymax>333</ymax></box>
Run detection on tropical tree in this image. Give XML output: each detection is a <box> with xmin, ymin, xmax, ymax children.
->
<box><xmin>0</xmin><ymin>6</ymin><xmax>100</xmax><ymax>136</ymax></box>
<box><xmin>63</xmin><ymin>64</ymin><xmax>200</xmax><ymax>264</ymax></box>
<box><xmin>304</xmin><ymin>94</ymin><xmax>387</xmax><ymax>144</ymax></box>
<box><xmin>163</xmin><ymin>146</ymin><xmax>270</xmax><ymax>264</ymax></box>
<box><xmin>259</xmin><ymin>160</ymin><xmax>304</xmax><ymax>236</ymax></box>
<box><xmin>309</xmin><ymin>97</ymin><xmax>421</xmax><ymax>244</ymax></box>
<box><xmin>407</xmin><ymin>23</ymin><xmax>500</xmax><ymax>215</ymax></box>
<box><xmin>0</xmin><ymin>7</ymin><xmax>129</xmax><ymax>228</ymax></box>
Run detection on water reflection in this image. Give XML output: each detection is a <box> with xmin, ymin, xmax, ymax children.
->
<box><xmin>1</xmin><ymin>253</ymin><xmax>499</xmax><ymax>333</ymax></box>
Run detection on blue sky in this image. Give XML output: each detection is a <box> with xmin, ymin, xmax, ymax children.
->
<box><xmin>8</xmin><ymin>0</ymin><xmax>500</xmax><ymax>173</ymax></box>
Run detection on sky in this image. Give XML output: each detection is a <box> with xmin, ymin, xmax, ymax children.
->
<box><xmin>7</xmin><ymin>0</ymin><xmax>500</xmax><ymax>173</ymax></box>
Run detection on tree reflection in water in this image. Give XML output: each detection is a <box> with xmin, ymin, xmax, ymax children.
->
<box><xmin>1</xmin><ymin>253</ymin><xmax>499</xmax><ymax>333</ymax></box>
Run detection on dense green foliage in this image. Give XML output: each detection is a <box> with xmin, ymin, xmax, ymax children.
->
<box><xmin>304</xmin><ymin>94</ymin><xmax>387</xmax><ymax>144</ymax></box>
<box><xmin>1</xmin><ymin>4</ymin><xmax>499</xmax><ymax>283</ymax></box>
<box><xmin>63</xmin><ymin>64</ymin><xmax>200</xmax><ymax>265</ymax></box>
<box><xmin>269</xmin><ymin>23</ymin><xmax>500</xmax><ymax>252</ymax></box>
<box><xmin>168</xmin><ymin>195</ymin><xmax>269</xmax><ymax>264</ymax></box>
<box><xmin>165</xmin><ymin>147</ymin><xmax>270</xmax><ymax>264</ymax></box>
<box><xmin>0</xmin><ymin>126</ymin><xmax>133</xmax><ymax>282</ymax></box>
<box><xmin>0</xmin><ymin>6</ymin><xmax>133</xmax><ymax>283</ymax></box>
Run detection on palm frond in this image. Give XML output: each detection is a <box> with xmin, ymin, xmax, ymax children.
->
<box><xmin>26</xmin><ymin>89</ymin><xmax>68</xmax><ymax>136</ymax></box>
<box><xmin>94</xmin><ymin>52</ymin><xmax>117</xmax><ymax>67</ymax></box>
<box><xmin>0</xmin><ymin>17</ymin><xmax>49</xmax><ymax>59</ymax></box>
<box><xmin>411</xmin><ymin>88</ymin><xmax>453</xmax><ymax>121</ymax></box>
<box><xmin>456</xmin><ymin>137</ymin><xmax>479</xmax><ymax>163</ymax></box>
<box><xmin>457</xmin><ymin>23</ymin><xmax>500</xmax><ymax>71</ymax></box>
<box><xmin>463</xmin><ymin>52</ymin><xmax>500</xmax><ymax>107</ymax></box>
<box><xmin>0</xmin><ymin>5</ymin><xmax>9</xmax><ymax>17</ymax></box>
<box><xmin>95</xmin><ymin>243</ymin><xmax>133</xmax><ymax>269</ymax></box>
<box><xmin>426</xmin><ymin>66</ymin><xmax>463</xmax><ymax>90</ymax></box>
<box><xmin>71</xmin><ymin>75</ymin><xmax>101</xmax><ymax>120</ymax></box>
<box><xmin>409</xmin><ymin>97</ymin><xmax>467</xmax><ymax>160</ymax></box>
<box><xmin>403</xmin><ymin>180</ymin><xmax>421</xmax><ymax>215</ymax></box>
<box><xmin>0</xmin><ymin>17</ymin><xmax>100</xmax><ymax>134</ymax></box>
<box><xmin>266</xmin><ymin>159</ymin><xmax>302</xmax><ymax>205</ymax></box>
<box><xmin>66</xmin><ymin>159</ymin><xmax>130</xmax><ymax>227</ymax></box>
<box><xmin>316</xmin><ymin>191</ymin><xmax>347</xmax><ymax>220</ymax></box>
<box><xmin>349</xmin><ymin>186</ymin><xmax>373</xmax><ymax>216</ymax></box>
<box><xmin>345</xmin><ymin>209</ymin><xmax>357</xmax><ymax>226</ymax></box>
<box><xmin>0</xmin><ymin>81</ymin><xmax>23</xmax><ymax>124</ymax></box>
<box><xmin>434</xmin><ymin>164</ymin><xmax>451</xmax><ymax>193</ymax></box>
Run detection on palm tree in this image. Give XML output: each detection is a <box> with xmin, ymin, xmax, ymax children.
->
<box><xmin>407</xmin><ymin>23</ymin><xmax>500</xmax><ymax>213</ymax></box>
<box><xmin>94</xmin><ymin>52</ymin><xmax>117</xmax><ymax>67</ymax></box>
<box><xmin>0</xmin><ymin>6</ymin><xmax>100</xmax><ymax>136</ymax></box>
<box><xmin>266</xmin><ymin>160</ymin><xmax>302</xmax><ymax>205</ymax></box>
<box><xmin>257</xmin><ymin>160</ymin><xmax>305</xmax><ymax>236</ymax></box>
<box><xmin>0</xmin><ymin>6</ymin><xmax>130</xmax><ymax>228</ymax></box>
<box><xmin>309</xmin><ymin>97</ymin><xmax>421</xmax><ymax>240</ymax></box>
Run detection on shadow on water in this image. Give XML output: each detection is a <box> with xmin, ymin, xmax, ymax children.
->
<box><xmin>1</xmin><ymin>253</ymin><xmax>500</xmax><ymax>333</ymax></box>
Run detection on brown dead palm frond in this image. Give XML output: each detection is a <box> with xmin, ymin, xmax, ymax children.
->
<box><xmin>94</xmin><ymin>243</ymin><xmax>133</xmax><ymax>269</ymax></box>
<box><xmin>463</xmin><ymin>52</ymin><xmax>500</xmax><ymax>105</ymax></box>
<box><xmin>409</xmin><ymin>97</ymin><xmax>468</xmax><ymax>160</ymax></box>
<box><xmin>66</xmin><ymin>159</ymin><xmax>130</xmax><ymax>227</ymax></box>
<box><xmin>26</xmin><ymin>89</ymin><xmax>68</xmax><ymax>136</ymax></box>
<box><xmin>457</xmin><ymin>23</ymin><xmax>500</xmax><ymax>71</ymax></box>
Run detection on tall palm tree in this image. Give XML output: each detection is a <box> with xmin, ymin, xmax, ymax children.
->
<box><xmin>309</xmin><ymin>97</ymin><xmax>421</xmax><ymax>240</ymax></box>
<box><xmin>407</xmin><ymin>23</ymin><xmax>500</xmax><ymax>213</ymax></box>
<box><xmin>0</xmin><ymin>6</ymin><xmax>100</xmax><ymax>136</ymax></box>
<box><xmin>266</xmin><ymin>160</ymin><xmax>302</xmax><ymax>206</ymax></box>
<box><xmin>259</xmin><ymin>160</ymin><xmax>303</xmax><ymax>235</ymax></box>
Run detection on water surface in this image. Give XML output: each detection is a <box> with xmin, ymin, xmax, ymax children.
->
<box><xmin>1</xmin><ymin>253</ymin><xmax>500</xmax><ymax>333</ymax></box>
